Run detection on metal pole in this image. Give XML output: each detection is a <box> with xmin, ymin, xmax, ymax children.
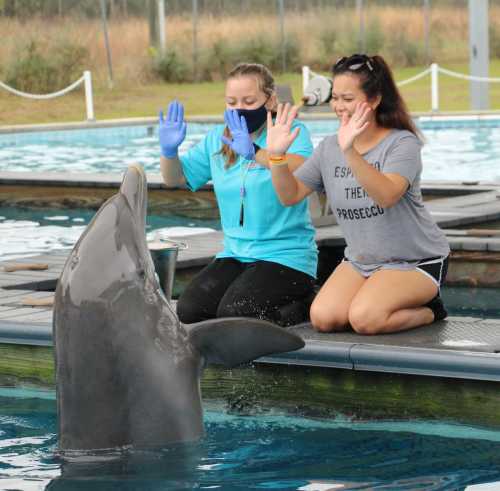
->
<box><xmin>278</xmin><ymin>0</ymin><xmax>286</xmax><ymax>72</ymax></box>
<box><xmin>99</xmin><ymin>0</ymin><xmax>114</xmax><ymax>89</ymax></box>
<box><xmin>192</xmin><ymin>0</ymin><xmax>198</xmax><ymax>82</ymax></box>
<box><xmin>356</xmin><ymin>0</ymin><xmax>365</xmax><ymax>53</ymax></box>
<box><xmin>423</xmin><ymin>0</ymin><xmax>430</xmax><ymax>63</ymax></box>
<box><xmin>469</xmin><ymin>0</ymin><xmax>489</xmax><ymax>110</ymax></box>
<box><xmin>148</xmin><ymin>0</ymin><xmax>158</xmax><ymax>48</ymax></box>
<box><xmin>158</xmin><ymin>0</ymin><xmax>166</xmax><ymax>55</ymax></box>
<box><xmin>83</xmin><ymin>71</ymin><xmax>95</xmax><ymax>121</ymax></box>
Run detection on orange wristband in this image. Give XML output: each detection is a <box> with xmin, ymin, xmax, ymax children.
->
<box><xmin>268</xmin><ymin>155</ymin><xmax>288</xmax><ymax>166</ymax></box>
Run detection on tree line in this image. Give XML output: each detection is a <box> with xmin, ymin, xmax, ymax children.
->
<box><xmin>0</xmin><ymin>0</ymin><xmax>466</xmax><ymax>19</ymax></box>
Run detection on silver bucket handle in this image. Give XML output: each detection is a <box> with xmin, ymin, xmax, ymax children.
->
<box><xmin>155</xmin><ymin>237</ymin><xmax>188</xmax><ymax>250</ymax></box>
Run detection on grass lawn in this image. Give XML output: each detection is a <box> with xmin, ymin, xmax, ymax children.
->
<box><xmin>2</xmin><ymin>61</ymin><xmax>500</xmax><ymax>126</ymax></box>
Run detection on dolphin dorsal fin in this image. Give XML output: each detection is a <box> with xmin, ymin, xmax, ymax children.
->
<box><xmin>185</xmin><ymin>317</ymin><xmax>304</xmax><ymax>367</ymax></box>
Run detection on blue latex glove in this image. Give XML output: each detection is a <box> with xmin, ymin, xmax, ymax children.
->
<box><xmin>159</xmin><ymin>100</ymin><xmax>187</xmax><ymax>158</ymax></box>
<box><xmin>221</xmin><ymin>109</ymin><xmax>255</xmax><ymax>160</ymax></box>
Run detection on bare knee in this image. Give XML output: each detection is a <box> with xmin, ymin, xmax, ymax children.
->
<box><xmin>309</xmin><ymin>302</ymin><xmax>348</xmax><ymax>333</ymax></box>
<box><xmin>348</xmin><ymin>304</ymin><xmax>387</xmax><ymax>335</ymax></box>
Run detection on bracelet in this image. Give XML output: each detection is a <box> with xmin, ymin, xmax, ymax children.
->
<box><xmin>268</xmin><ymin>154</ymin><xmax>288</xmax><ymax>166</ymax></box>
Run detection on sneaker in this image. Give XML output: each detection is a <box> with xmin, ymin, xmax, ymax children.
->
<box><xmin>425</xmin><ymin>295</ymin><xmax>448</xmax><ymax>321</ymax></box>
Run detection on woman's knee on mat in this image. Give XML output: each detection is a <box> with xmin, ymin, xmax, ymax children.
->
<box><xmin>309</xmin><ymin>300</ymin><xmax>348</xmax><ymax>332</ymax></box>
<box><xmin>348</xmin><ymin>303</ymin><xmax>388</xmax><ymax>335</ymax></box>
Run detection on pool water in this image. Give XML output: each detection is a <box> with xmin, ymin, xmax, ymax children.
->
<box><xmin>0</xmin><ymin>206</ymin><xmax>219</xmax><ymax>262</ymax></box>
<box><xmin>441</xmin><ymin>287</ymin><xmax>500</xmax><ymax>320</ymax></box>
<box><xmin>1</xmin><ymin>387</ymin><xmax>500</xmax><ymax>491</ymax></box>
<box><xmin>1</xmin><ymin>119</ymin><xmax>500</xmax><ymax>182</ymax></box>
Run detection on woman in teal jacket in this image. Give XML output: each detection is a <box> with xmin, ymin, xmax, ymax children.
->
<box><xmin>159</xmin><ymin>63</ymin><xmax>317</xmax><ymax>326</ymax></box>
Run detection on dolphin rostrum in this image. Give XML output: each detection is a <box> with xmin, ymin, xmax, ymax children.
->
<box><xmin>53</xmin><ymin>163</ymin><xmax>304</xmax><ymax>454</ymax></box>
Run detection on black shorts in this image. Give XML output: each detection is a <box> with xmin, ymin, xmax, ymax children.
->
<box><xmin>344</xmin><ymin>255</ymin><xmax>449</xmax><ymax>290</ymax></box>
<box><xmin>415</xmin><ymin>256</ymin><xmax>449</xmax><ymax>289</ymax></box>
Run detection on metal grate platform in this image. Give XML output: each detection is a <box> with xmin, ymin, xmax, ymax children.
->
<box><xmin>257</xmin><ymin>319</ymin><xmax>500</xmax><ymax>382</ymax></box>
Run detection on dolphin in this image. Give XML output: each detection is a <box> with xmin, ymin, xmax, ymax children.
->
<box><xmin>53</xmin><ymin>163</ymin><xmax>304</xmax><ymax>454</ymax></box>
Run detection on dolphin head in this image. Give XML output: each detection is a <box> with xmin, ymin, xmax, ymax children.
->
<box><xmin>54</xmin><ymin>164</ymin><xmax>305</xmax><ymax>455</ymax></box>
<box><xmin>57</xmin><ymin>164</ymin><xmax>157</xmax><ymax>315</ymax></box>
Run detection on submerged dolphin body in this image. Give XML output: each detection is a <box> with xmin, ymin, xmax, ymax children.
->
<box><xmin>53</xmin><ymin>164</ymin><xmax>304</xmax><ymax>453</ymax></box>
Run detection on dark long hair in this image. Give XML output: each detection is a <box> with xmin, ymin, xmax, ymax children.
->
<box><xmin>333</xmin><ymin>54</ymin><xmax>421</xmax><ymax>139</ymax></box>
<box><xmin>219</xmin><ymin>63</ymin><xmax>276</xmax><ymax>167</ymax></box>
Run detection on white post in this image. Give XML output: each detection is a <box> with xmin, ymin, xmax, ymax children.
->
<box><xmin>431</xmin><ymin>63</ymin><xmax>439</xmax><ymax>112</ymax></box>
<box><xmin>84</xmin><ymin>71</ymin><xmax>95</xmax><ymax>121</ymax></box>
<box><xmin>302</xmin><ymin>66</ymin><xmax>310</xmax><ymax>94</ymax></box>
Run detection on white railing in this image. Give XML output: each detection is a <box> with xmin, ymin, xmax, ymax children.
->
<box><xmin>302</xmin><ymin>63</ymin><xmax>500</xmax><ymax>112</ymax></box>
<box><xmin>0</xmin><ymin>71</ymin><xmax>95</xmax><ymax>121</ymax></box>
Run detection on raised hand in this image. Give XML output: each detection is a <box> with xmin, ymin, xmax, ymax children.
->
<box><xmin>159</xmin><ymin>100</ymin><xmax>187</xmax><ymax>158</ymax></box>
<box><xmin>266</xmin><ymin>103</ymin><xmax>300</xmax><ymax>156</ymax></box>
<box><xmin>337</xmin><ymin>102</ymin><xmax>371</xmax><ymax>152</ymax></box>
<box><xmin>221</xmin><ymin>109</ymin><xmax>255</xmax><ymax>160</ymax></box>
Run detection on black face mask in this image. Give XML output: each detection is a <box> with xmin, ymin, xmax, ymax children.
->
<box><xmin>236</xmin><ymin>103</ymin><xmax>268</xmax><ymax>133</ymax></box>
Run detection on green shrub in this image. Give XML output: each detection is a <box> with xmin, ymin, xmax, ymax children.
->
<box><xmin>6</xmin><ymin>42</ymin><xmax>58</xmax><ymax>93</ymax></box>
<box><xmin>336</xmin><ymin>28</ymin><xmax>359</xmax><ymax>59</ymax></box>
<box><xmin>312</xmin><ymin>29</ymin><xmax>336</xmax><ymax>70</ymax></box>
<box><xmin>319</xmin><ymin>29</ymin><xmax>337</xmax><ymax>57</ymax></box>
<box><xmin>236</xmin><ymin>38</ymin><xmax>276</xmax><ymax>69</ymax></box>
<box><xmin>151</xmin><ymin>49</ymin><xmax>190</xmax><ymax>83</ymax></box>
<box><xmin>276</xmin><ymin>36</ymin><xmax>301</xmax><ymax>73</ymax></box>
<box><xmin>5</xmin><ymin>40</ymin><xmax>89</xmax><ymax>93</ymax></box>
<box><xmin>386</xmin><ymin>31</ymin><xmax>425</xmax><ymax>67</ymax></box>
<box><xmin>52</xmin><ymin>43</ymin><xmax>89</xmax><ymax>87</ymax></box>
<box><xmin>490</xmin><ymin>25</ymin><xmax>500</xmax><ymax>59</ymax></box>
<box><xmin>204</xmin><ymin>39</ymin><xmax>238</xmax><ymax>81</ymax></box>
<box><xmin>234</xmin><ymin>36</ymin><xmax>300</xmax><ymax>73</ymax></box>
<box><xmin>365</xmin><ymin>20</ymin><xmax>385</xmax><ymax>55</ymax></box>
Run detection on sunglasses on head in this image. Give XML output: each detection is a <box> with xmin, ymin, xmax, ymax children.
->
<box><xmin>333</xmin><ymin>54</ymin><xmax>374</xmax><ymax>73</ymax></box>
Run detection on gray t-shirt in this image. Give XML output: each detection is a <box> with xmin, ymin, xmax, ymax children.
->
<box><xmin>295</xmin><ymin>129</ymin><xmax>450</xmax><ymax>265</ymax></box>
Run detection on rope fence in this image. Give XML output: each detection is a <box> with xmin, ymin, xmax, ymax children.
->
<box><xmin>396</xmin><ymin>67</ymin><xmax>432</xmax><ymax>87</ymax></box>
<box><xmin>302</xmin><ymin>63</ymin><xmax>500</xmax><ymax>112</ymax></box>
<box><xmin>2</xmin><ymin>64</ymin><xmax>500</xmax><ymax>121</ymax></box>
<box><xmin>0</xmin><ymin>71</ymin><xmax>95</xmax><ymax>121</ymax></box>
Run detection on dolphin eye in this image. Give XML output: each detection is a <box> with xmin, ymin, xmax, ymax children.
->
<box><xmin>137</xmin><ymin>268</ymin><xmax>146</xmax><ymax>279</ymax></box>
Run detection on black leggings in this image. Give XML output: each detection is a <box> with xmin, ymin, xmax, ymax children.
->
<box><xmin>177</xmin><ymin>258</ymin><xmax>316</xmax><ymax>326</ymax></box>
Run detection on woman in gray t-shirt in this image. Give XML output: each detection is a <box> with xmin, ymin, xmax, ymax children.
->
<box><xmin>266</xmin><ymin>54</ymin><xmax>450</xmax><ymax>335</ymax></box>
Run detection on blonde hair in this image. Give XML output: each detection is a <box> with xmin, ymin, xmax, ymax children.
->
<box><xmin>219</xmin><ymin>63</ymin><xmax>276</xmax><ymax>167</ymax></box>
